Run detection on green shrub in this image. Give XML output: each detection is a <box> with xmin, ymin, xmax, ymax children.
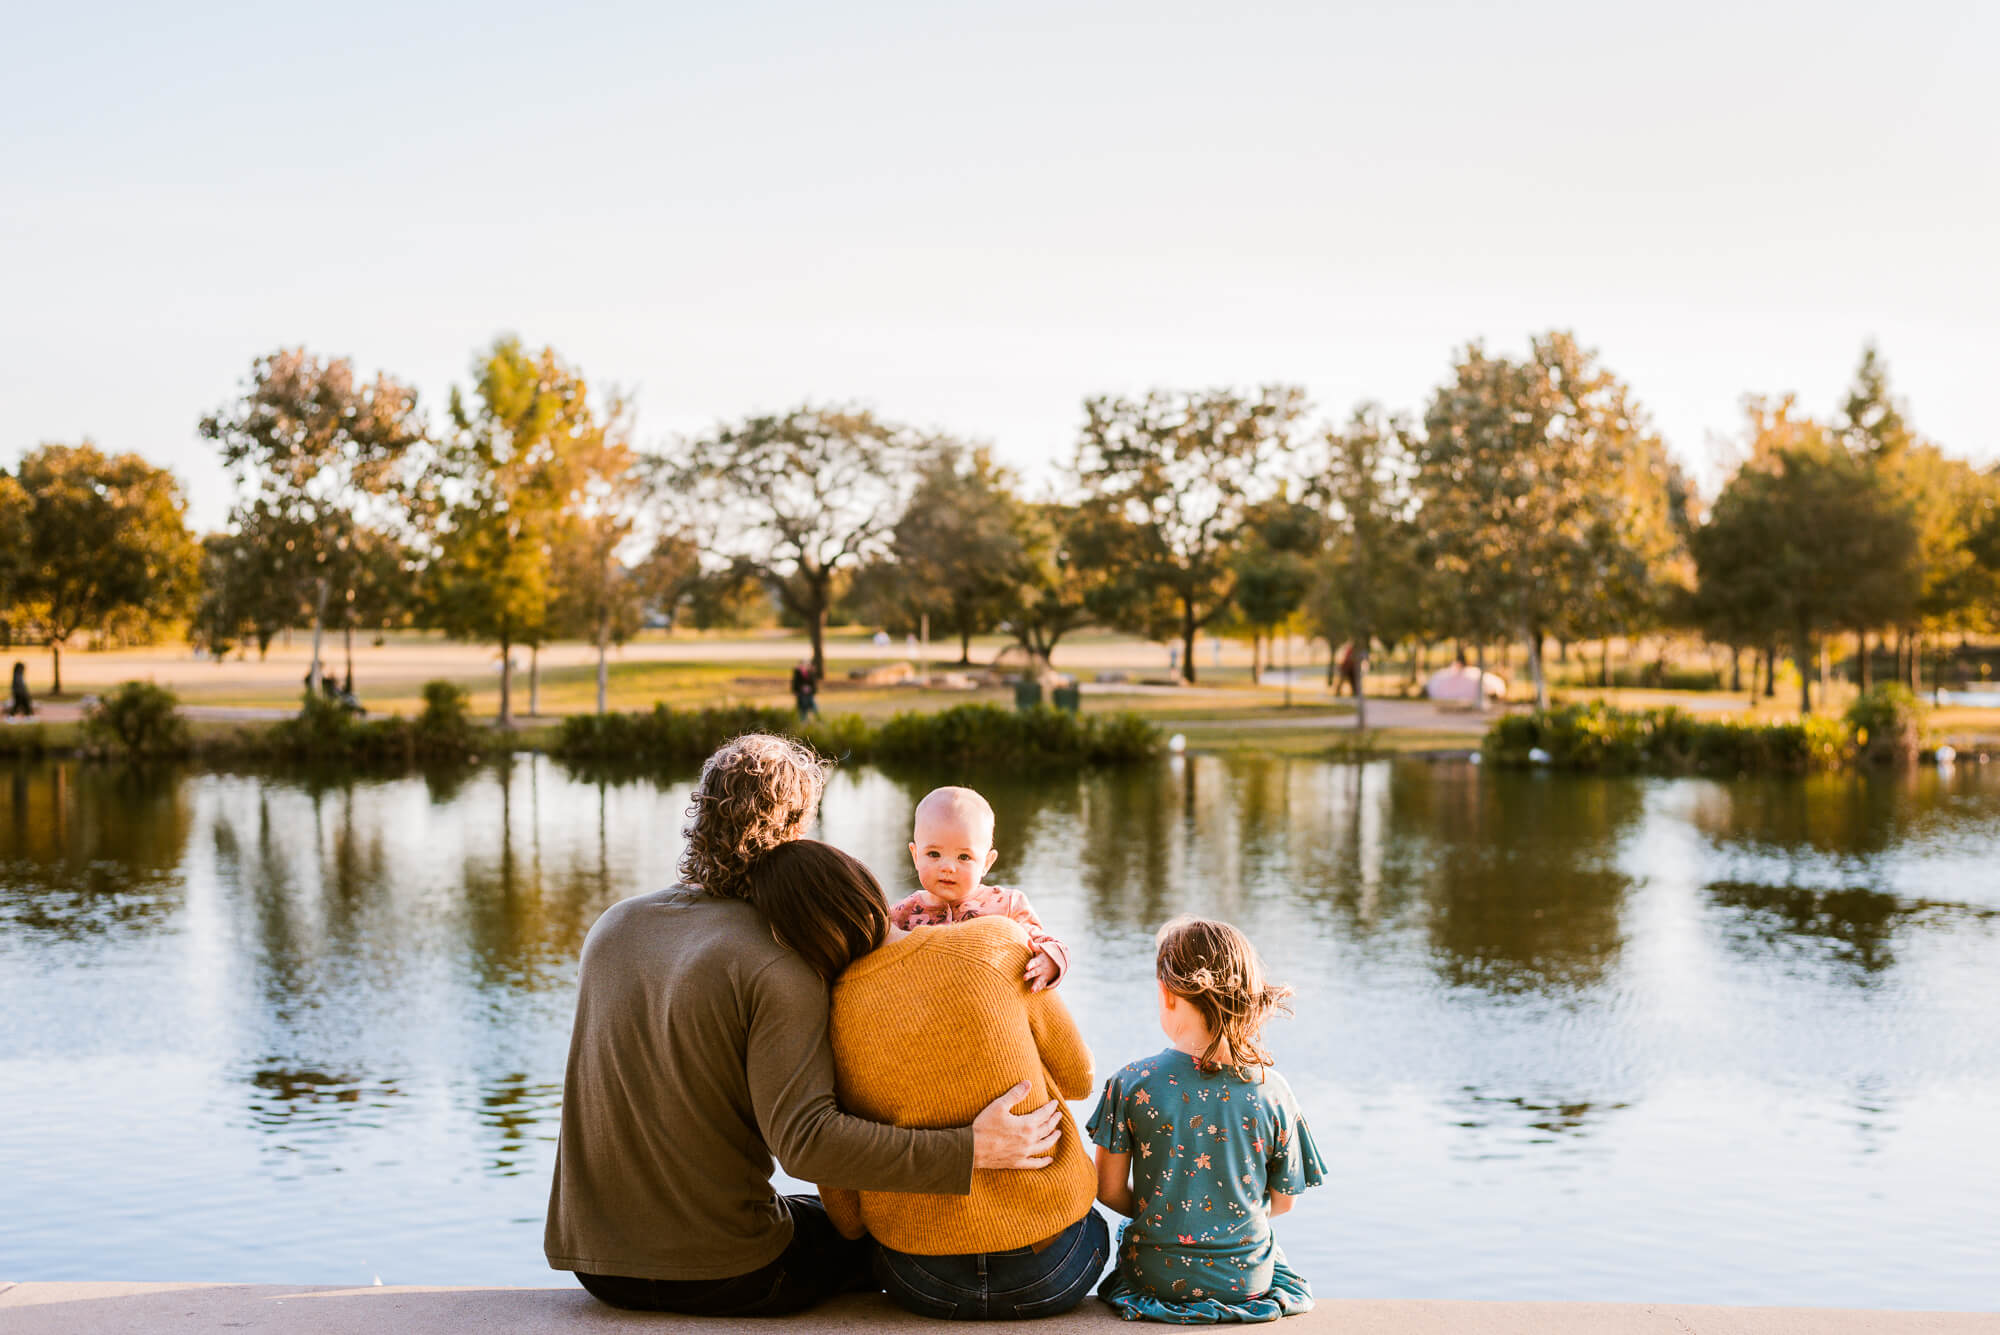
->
<box><xmin>0</xmin><ymin>721</ymin><xmax>53</xmax><ymax>757</ymax></box>
<box><xmin>259</xmin><ymin>685</ymin><xmax>486</xmax><ymax>764</ymax></box>
<box><xmin>1845</xmin><ymin>683</ymin><xmax>1924</xmax><ymax>766</ymax></box>
<box><xmin>552</xmin><ymin>702</ymin><xmax>1162</xmax><ymax>769</ymax></box>
<box><xmin>554</xmin><ymin>704</ymin><xmax>798</xmax><ymax>763</ymax></box>
<box><xmin>414</xmin><ymin>680</ymin><xmax>481</xmax><ymax>756</ymax></box>
<box><xmin>81</xmin><ymin>681</ymin><xmax>189</xmax><ymax>757</ymax></box>
<box><xmin>1559</xmin><ymin>662</ymin><xmax>1725</xmax><ymax>692</ymax></box>
<box><xmin>1485</xmin><ymin>701</ymin><xmax>1849</xmax><ymax>774</ymax></box>
<box><xmin>872</xmin><ymin>703</ymin><xmax>1158</xmax><ymax>767</ymax></box>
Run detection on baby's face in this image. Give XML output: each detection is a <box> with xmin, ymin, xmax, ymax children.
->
<box><xmin>909</xmin><ymin>811</ymin><xmax>999</xmax><ymax>906</ymax></box>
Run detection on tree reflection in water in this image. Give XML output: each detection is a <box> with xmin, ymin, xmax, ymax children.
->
<box><xmin>1389</xmin><ymin>765</ymin><xmax>1644</xmax><ymax>994</ymax></box>
<box><xmin>0</xmin><ymin>761</ymin><xmax>192</xmax><ymax>941</ymax></box>
<box><xmin>1706</xmin><ymin>881</ymin><xmax>1999</xmax><ymax>980</ymax></box>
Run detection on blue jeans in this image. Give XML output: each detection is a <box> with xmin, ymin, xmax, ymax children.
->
<box><xmin>874</xmin><ymin>1209</ymin><xmax>1110</xmax><ymax>1320</ymax></box>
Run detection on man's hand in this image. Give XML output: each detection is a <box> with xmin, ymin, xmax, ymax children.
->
<box><xmin>1023</xmin><ymin>952</ymin><xmax>1060</xmax><ymax>993</ymax></box>
<box><xmin>971</xmin><ymin>1081</ymin><xmax>1062</xmax><ymax>1170</ymax></box>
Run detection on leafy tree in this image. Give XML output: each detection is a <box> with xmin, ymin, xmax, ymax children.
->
<box><xmin>1005</xmin><ymin>501</ymin><xmax>1097</xmax><ymax>667</ymax></box>
<box><xmin>189</xmin><ymin>529</ymin><xmax>304</xmax><ymax>661</ymax></box>
<box><xmin>1415</xmin><ymin>332</ymin><xmax>1673</xmax><ymax>709</ymax></box>
<box><xmin>0</xmin><ymin>472</ymin><xmax>30</xmax><ymax>649</ymax></box>
<box><xmin>426</xmin><ymin>338</ymin><xmax>595</xmax><ymax>724</ymax></box>
<box><xmin>1231</xmin><ymin>496</ymin><xmax>1319</xmax><ymax>686</ymax></box>
<box><xmin>887</xmin><ymin>445</ymin><xmax>1027</xmax><ymax>664</ymax></box>
<box><xmin>1070</xmin><ymin>386</ymin><xmax>1307</xmax><ymax>683</ymax></box>
<box><xmin>547</xmin><ymin>405</ymin><xmax>645</xmax><ymax>714</ymax></box>
<box><xmin>1310</xmin><ymin>405</ymin><xmax>1423</xmax><ymax>727</ymax></box>
<box><xmin>201</xmin><ymin>348</ymin><xmax>426</xmax><ymax>695</ymax></box>
<box><xmin>660</xmin><ymin>405</ymin><xmax>922</xmax><ymax>677</ymax></box>
<box><xmin>10</xmin><ymin>442</ymin><xmax>200</xmax><ymax>693</ymax></box>
<box><xmin>1692</xmin><ymin>401</ymin><xmax>1918</xmax><ymax>714</ymax></box>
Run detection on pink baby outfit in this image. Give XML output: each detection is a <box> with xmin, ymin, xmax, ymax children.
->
<box><xmin>888</xmin><ymin>884</ymin><xmax>1071</xmax><ymax>985</ymax></box>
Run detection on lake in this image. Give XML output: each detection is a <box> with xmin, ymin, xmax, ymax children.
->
<box><xmin>3</xmin><ymin>753</ymin><xmax>1997</xmax><ymax>1308</ymax></box>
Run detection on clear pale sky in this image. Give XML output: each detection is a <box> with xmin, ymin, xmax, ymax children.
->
<box><xmin>5</xmin><ymin>0</ymin><xmax>1996</xmax><ymax>531</ymax></box>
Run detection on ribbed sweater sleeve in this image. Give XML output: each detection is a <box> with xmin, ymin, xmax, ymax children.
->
<box><xmin>745</xmin><ymin>953</ymin><xmax>973</xmax><ymax>1195</ymax></box>
<box><xmin>1027</xmin><ymin>985</ymin><xmax>1094</xmax><ymax>1099</ymax></box>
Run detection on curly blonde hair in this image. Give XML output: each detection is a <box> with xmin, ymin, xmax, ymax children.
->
<box><xmin>679</xmin><ymin>733</ymin><xmax>830</xmax><ymax>900</ymax></box>
<box><xmin>1156</xmin><ymin>915</ymin><xmax>1294</xmax><ymax>1080</ymax></box>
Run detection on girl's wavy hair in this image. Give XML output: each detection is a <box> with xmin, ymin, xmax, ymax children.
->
<box><xmin>679</xmin><ymin>733</ymin><xmax>831</xmax><ymax>901</ymax></box>
<box><xmin>745</xmin><ymin>839</ymin><xmax>889</xmax><ymax>981</ymax></box>
<box><xmin>1155</xmin><ymin>915</ymin><xmax>1294</xmax><ymax>1081</ymax></box>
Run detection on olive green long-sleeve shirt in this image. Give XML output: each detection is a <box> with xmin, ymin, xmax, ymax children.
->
<box><xmin>544</xmin><ymin>886</ymin><xmax>973</xmax><ymax>1281</ymax></box>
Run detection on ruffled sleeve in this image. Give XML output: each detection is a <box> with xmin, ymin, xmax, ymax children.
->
<box><xmin>1085</xmin><ymin>1068</ymin><xmax>1135</xmax><ymax>1153</ymax></box>
<box><xmin>1265</xmin><ymin>1074</ymin><xmax>1327</xmax><ymax>1196</ymax></box>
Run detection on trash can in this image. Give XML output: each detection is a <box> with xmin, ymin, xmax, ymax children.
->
<box><xmin>1014</xmin><ymin>680</ymin><xmax>1043</xmax><ymax>710</ymax></box>
<box><xmin>1051</xmin><ymin>685</ymin><xmax>1081</xmax><ymax>714</ymax></box>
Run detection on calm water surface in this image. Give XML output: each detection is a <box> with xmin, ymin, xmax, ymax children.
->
<box><xmin>3</xmin><ymin>754</ymin><xmax>1997</xmax><ymax>1307</ymax></box>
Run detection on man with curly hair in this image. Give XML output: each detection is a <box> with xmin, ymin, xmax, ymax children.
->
<box><xmin>546</xmin><ymin>733</ymin><xmax>1065</xmax><ymax>1315</ymax></box>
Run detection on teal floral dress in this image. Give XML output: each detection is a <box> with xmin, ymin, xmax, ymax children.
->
<box><xmin>1086</xmin><ymin>1048</ymin><xmax>1326</xmax><ymax>1323</ymax></box>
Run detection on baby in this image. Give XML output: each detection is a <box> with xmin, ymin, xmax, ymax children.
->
<box><xmin>891</xmin><ymin>786</ymin><xmax>1070</xmax><ymax>991</ymax></box>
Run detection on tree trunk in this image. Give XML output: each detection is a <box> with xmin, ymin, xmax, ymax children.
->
<box><xmin>1796</xmin><ymin>627</ymin><xmax>1814</xmax><ymax>716</ymax></box>
<box><xmin>1858</xmin><ymin>630</ymin><xmax>1871</xmax><ymax>690</ymax></box>
<box><xmin>1730</xmin><ymin>646</ymin><xmax>1742</xmax><ymax>694</ymax></box>
<box><xmin>1910</xmin><ymin>632</ymin><xmax>1922</xmax><ymax>696</ymax></box>
<box><xmin>1529</xmin><ymin>629</ymin><xmax>1548</xmax><ymax>711</ymax></box>
<box><xmin>343</xmin><ymin>623</ymin><xmax>354</xmax><ymax>691</ymax></box>
<box><xmin>1354</xmin><ymin>635</ymin><xmax>1369</xmax><ymax>733</ymax></box>
<box><xmin>50</xmin><ymin>642</ymin><xmax>62</xmax><ymax>696</ymax></box>
<box><xmin>1474</xmin><ymin>640</ymin><xmax>1489</xmax><ymax>715</ymax></box>
<box><xmin>1326</xmin><ymin>642</ymin><xmax>1337</xmax><ymax>687</ymax></box>
<box><xmin>808</xmin><ymin>605</ymin><xmax>828</xmax><ymax>681</ymax></box>
<box><xmin>1181</xmin><ymin>606</ymin><xmax>1198</xmax><ymax>685</ymax></box>
<box><xmin>958</xmin><ymin>626</ymin><xmax>972</xmax><ymax>666</ymax></box>
<box><xmin>528</xmin><ymin>643</ymin><xmax>540</xmax><ymax>718</ymax></box>
<box><xmin>498</xmin><ymin>633</ymin><xmax>513</xmax><ymax>726</ymax></box>
<box><xmin>1599</xmin><ymin>639</ymin><xmax>1611</xmax><ymax>688</ymax></box>
<box><xmin>1763</xmin><ymin>643</ymin><xmax>1777</xmax><ymax>698</ymax></box>
<box><xmin>596</xmin><ymin>606</ymin><xmax>610</xmax><ymax>716</ymax></box>
<box><xmin>1249</xmin><ymin>634</ymin><xmax>1262</xmax><ymax>686</ymax></box>
<box><xmin>308</xmin><ymin>576</ymin><xmax>330</xmax><ymax>695</ymax></box>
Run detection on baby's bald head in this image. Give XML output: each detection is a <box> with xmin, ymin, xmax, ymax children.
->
<box><xmin>909</xmin><ymin>786</ymin><xmax>999</xmax><ymax>905</ymax></box>
<box><xmin>913</xmin><ymin>786</ymin><xmax>995</xmax><ymax>845</ymax></box>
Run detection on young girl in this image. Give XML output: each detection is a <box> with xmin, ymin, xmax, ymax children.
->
<box><xmin>1087</xmin><ymin>917</ymin><xmax>1324</xmax><ymax>1323</ymax></box>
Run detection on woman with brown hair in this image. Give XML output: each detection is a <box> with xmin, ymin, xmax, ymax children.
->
<box><xmin>748</xmin><ymin>839</ymin><xmax>1109</xmax><ymax>1320</ymax></box>
<box><xmin>544</xmin><ymin>734</ymin><xmax>1066</xmax><ymax>1316</ymax></box>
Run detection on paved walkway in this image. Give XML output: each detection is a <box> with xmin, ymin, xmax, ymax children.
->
<box><xmin>1</xmin><ymin>1286</ymin><xmax>1993</xmax><ymax>1334</ymax></box>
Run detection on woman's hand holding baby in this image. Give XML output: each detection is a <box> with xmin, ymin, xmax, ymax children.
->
<box><xmin>971</xmin><ymin>1081</ymin><xmax>1064</xmax><ymax>1170</ymax></box>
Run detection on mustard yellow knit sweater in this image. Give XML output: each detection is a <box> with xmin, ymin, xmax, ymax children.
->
<box><xmin>821</xmin><ymin>915</ymin><xmax>1097</xmax><ymax>1255</ymax></box>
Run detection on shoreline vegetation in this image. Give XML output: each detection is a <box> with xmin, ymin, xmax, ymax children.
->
<box><xmin>0</xmin><ymin>681</ymin><xmax>1164</xmax><ymax>769</ymax></box>
<box><xmin>1482</xmin><ymin>685</ymin><xmax>1974</xmax><ymax>773</ymax></box>
<box><xmin>2</xmin><ymin>678</ymin><xmax>1990</xmax><ymax>774</ymax></box>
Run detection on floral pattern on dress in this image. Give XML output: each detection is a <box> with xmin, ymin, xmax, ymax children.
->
<box><xmin>1086</xmin><ymin>1048</ymin><xmax>1325</xmax><ymax>1324</ymax></box>
<box><xmin>888</xmin><ymin>883</ymin><xmax>1071</xmax><ymax>983</ymax></box>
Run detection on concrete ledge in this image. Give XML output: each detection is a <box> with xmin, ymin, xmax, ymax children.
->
<box><xmin>1</xmin><ymin>1286</ymin><xmax>1994</xmax><ymax>1334</ymax></box>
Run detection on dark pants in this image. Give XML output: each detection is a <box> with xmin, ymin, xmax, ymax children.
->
<box><xmin>874</xmin><ymin>1209</ymin><xmax>1110</xmax><ymax>1321</ymax></box>
<box><xmin>795</xmin><ymin>692</ymin><xmax>818</xmax><ymax>721</ymax></box>
<box><xmin>576</xmin><ymin>1195</ymin><xmax>873</xmax><ymax>1317</ymax></box>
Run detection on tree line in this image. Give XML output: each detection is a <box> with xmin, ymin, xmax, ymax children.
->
<box><xmin>3</xmin><ymin>331</ymin><xmax>1996</xmax><ymax>721</ymax></box>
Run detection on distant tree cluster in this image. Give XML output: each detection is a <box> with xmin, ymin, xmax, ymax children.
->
<box><xmin>5</xmin><ymin>332</ymin><xmax>1997</xmax><ymax>719</ymax></box>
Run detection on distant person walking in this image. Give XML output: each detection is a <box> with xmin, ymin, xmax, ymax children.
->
<box><xmin>790</xmin><ymin>659</ymin><xmax>820</xmax><ymax>722</ymax></box>
<box><xmin>6</xmin><ymin>662</ymin><xmax>32</xmax><ymax>718</ymax></box>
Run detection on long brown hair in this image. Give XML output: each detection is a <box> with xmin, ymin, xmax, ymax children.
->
<box><xmin>746</xmin><ymin>840</ymin><xmax>890</xmax><ymax>981</ymax></box>
<box><xmin>679</xmin><ymin>734</ymin><xmax>830</xmax><ymax>901</ymax></box>
<box><xmin>1156</xmin><ymin>915</ymin><xmax>1294</xmax><ymax>1080</ymax></box>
